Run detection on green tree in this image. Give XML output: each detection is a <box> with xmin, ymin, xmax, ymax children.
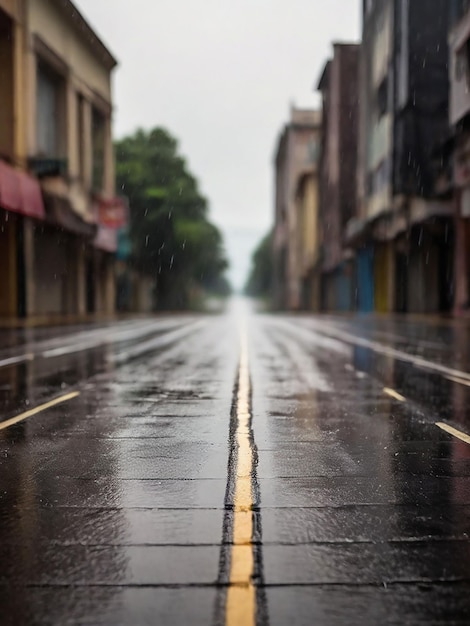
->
<box><xmin>244</xmin><ymin>230</ymin><xmax>273</xmax><ymax>299</ymax></box>
<box><xmin>115</xmin><ymin>128</ymin><xmax>229</xmax><ymax>309</ymax></box>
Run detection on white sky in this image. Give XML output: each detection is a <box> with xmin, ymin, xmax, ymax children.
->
<box><xmin>74</xmin><ymin>0</ymin><xmax>360</xmax><ymax>289</ymax></box>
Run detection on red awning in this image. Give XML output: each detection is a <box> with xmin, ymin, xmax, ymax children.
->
<box><xmin>0</xmin><ymin>161</ymin><xmax>45</xmax><ymax>220</ymax></box>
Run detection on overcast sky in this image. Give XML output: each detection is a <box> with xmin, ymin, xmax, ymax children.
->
<box><xmin>74</xmin><ymin>0</ymin><xmax>360</xmax><ymax>289</ymax></box>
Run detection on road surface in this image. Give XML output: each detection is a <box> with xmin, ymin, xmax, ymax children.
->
<box><xmin>1</xmin><ymin>301</ymin><xmax>470</xmax><ymax>625</ymax></box>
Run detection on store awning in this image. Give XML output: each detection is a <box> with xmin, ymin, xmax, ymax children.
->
<box><xmin>43</xmin><ymin>191</ymin><xmax>96</xmax><ymax>238</ymax></box>
<box><xmin>344</xmin><ymin>217</ymin><xmax>370</xmax><ymax>247</ymax></box>
<box><xmin>0</xmin><ymin>160</ymin><xmax>45</xmax><ymax>220</ymax></box>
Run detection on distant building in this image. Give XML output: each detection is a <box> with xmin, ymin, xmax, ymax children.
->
<box><xmin>273</xmin><ymin>107</ymin><xmax>321</xmax><ymax>310</ymax></box>
<box><xmin>295</xmin><ymin>164</ymin><xmax>321</xmax><ymax>311</ymax></box>
<box><xmin>317</xmin><ymin>44</ymin><xmax>359</xmax><ymax>312</ymax></box>
<box><xmin>0</xmin><ymin>0</ymin><xmax>123</xmax><ymax>322</ymax></box>
<box><xmin>350</xmin><ymin>0</ymin><xmax>452</xmax><ymax>314</ymax></box>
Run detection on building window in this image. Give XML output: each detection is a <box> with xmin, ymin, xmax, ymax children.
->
<box><xmin>92</xmin><ymin>106</ymin><xmax>106</xmax><ymax>191</ymax></box>
<box><xmin>454</xmin><ymin>0</ymin><xmax>470</xmax><ymax>25</ymax></box>
<box><xmin>397</xmin><ymin>0</ymin><xmax>409</xmax><ymax>109</ymax></box>
<box><xmin>307</xmin><ymin>139</ymin><xmax>319</xmax><ymax>164</ymax></box>
<box><xmin>368</xmin><ymin>158</ymin><xmax>389</xmax><ymax>196</ymax></box>
<box><xmin>377</xmin><ymin>77</ymin><xmax>388</xmax><ymax>118</ymax></box>
<box><xmin>77</xmin><ymin>93</ymin><xmax>85</xmax><ymax>180</ymax></box>
<box><xmin>36</xmin><ymin>62</ymin><xmax>64</xmax><ymax>158</ymax></box>
<box><xmin>455</xmin><ymin>39</ymin><xmax>470</xmax><ymax>89</ymax></box>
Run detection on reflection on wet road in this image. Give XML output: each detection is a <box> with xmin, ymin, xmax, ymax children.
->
<box><xmin>2</xmin><ymin>306</ymin><xmax>470</xmax><ymax>624</ymax></box>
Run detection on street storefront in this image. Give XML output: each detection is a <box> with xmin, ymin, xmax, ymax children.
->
<box><xmin>92</xmin><ymin>195</ymin><xmax>128</xmax><ymax>315</ymax></box>
<box><xmin>374</xmin><ymin>242</ymin><xmax>394</xmax><ymax>313</ymax></box>
<box><xmin>335</xmin><ymin>261</ymin><xmax>354</xmax><ymax>312</ymax></box>
<box><xmin>406</xmin><ymin>220</ymin><xmax>454</xmax><ymax>314</ymax></box>
<box><xmin>0</xmin><ymin>159</ymin><xmax>129</xmax><ymax>322</ymax></box>
<box><xmin>34</xmin><ymin>190</ymin><xmax>97</xmax><ymax>316</ymax></box>
<box><xmin>32</xmin><ymin>225</ymin><xmax>69</xmax><ymax>316</ymax></box>
<box><xmin>453</xmin><ymin>132</ymin><xmax>470</xmax><ymax>313</ymax></box>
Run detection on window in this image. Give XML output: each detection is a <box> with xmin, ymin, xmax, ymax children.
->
<box><xmin>367</xmin><ymin>159</ymin><xmax>389</xmax><ymax>197</ymax></box>
<box><xmin>376</xmin><ymin>77</ymin><xmax>388</xmax><ymax>118</ymax></box>
<box><xmin>307</xmin><ymin>139</ymin><xmax>319</xmax><ymax>164</ymax></box>
<box><xmin>454</xmin><ymin>0</ymin><xmax>470</xmax><ymax>25</ymax></box>
<box><xmin>77</xmin><ymin>93</ymin><xmax>85</xmax><ymax>180</ymax></box>
<box><xmin>92</xmin><ymin>107</ymin><xmax>106</xmax><ymax>191</ymax></box>
<box><xmin>364</xmin><ymin>0</ymin><xmax>373</xmax><ymax>16</ymax></box>
<box><xmin>397</xmin><ymin>0</ymin><xmax>409</xmax><ymax>108</ymax></box>
<box><xmin>455</xmin><ymin>39</ymin><xmax>470</xmax><ymax>89</ymax></box>
<box><xmin>36</xmin><ymin>62</ymin><xmax>63</xmax><ymax>158</ymax></box>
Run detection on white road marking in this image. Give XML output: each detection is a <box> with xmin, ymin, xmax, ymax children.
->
<box><xmin>436</xmin><ymin>422</ymin><xmax>470</xmax><ymax>445</ymax></box>
<box><xmin>0</xmin><ymin>353</ymin><xmax>34</xmax><ymax>369</ymax></box>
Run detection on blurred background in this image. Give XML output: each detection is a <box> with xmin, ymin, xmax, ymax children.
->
<box><xmin>1</xmin><ymin>0</ymin><xmax>470</xmax><ymax>322</ymax></box>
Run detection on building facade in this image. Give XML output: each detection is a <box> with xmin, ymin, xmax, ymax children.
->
<box><xmin>449</xmin><ymin>0</ymin><xmax>470</xmax><ymax>313</ymax></box>
<box><xmin>317</xmin><ymin>44</ymin><xmax>359</xmax><ymax>312</ymax></box>
<box><xmin>0</xmin><ymin>0</ymin><xmax>122</xmax><ymax>323</ymax></box>
<box><xmin>273</xmin><ymin>107</ymin><xmax>321</xmax><ymax>310</ymax></box>
<box><xmin>350</xmin><ymin>0</ymin><xmax>453</xmax><ymax>314</ymax></box>
<box><xmin>294</xmin><ymin>165</ymin><xmax>321</xmax><ymax>310</ymax></box>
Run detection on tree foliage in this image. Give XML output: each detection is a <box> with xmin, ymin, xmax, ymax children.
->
<box><xmin>115</xmin><ymin>128</ymin><xmax>229</xmax><ymax>309</ymax></box>
<box><xmin>244</xmin><ymin>230</ymin><xmax>273</xmax><ymax>298</ymax></box>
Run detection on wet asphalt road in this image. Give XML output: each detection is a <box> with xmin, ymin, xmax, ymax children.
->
<box><xmin>2</xmin><ymin>302</ymin><xmax>470</xmax><ymax>624</ymax></box>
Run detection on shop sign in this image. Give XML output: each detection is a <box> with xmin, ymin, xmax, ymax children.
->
<box><xmin>97</xmin><ymin>196</ymin><xmax>128</xmax><ymax>228</ymax></box>
<box><xmin>94</xmin><ymin>225</ymin><xmax>118</xmax><ymax>252</ymax></box>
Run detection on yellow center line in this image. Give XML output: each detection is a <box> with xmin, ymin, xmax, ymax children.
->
<box><xmin>226</xmin><ymin>331</ymin><xmax>256</xmax><ymax>626</ymax></box>
<box><xmin>383</xmin><ymin>387</ymin><xmax>406</xmax><ymax>402</ymax></box>
<box><xmin>436</xmin><ymin>421</ymin><xmax>470</xmax><ymax>445</ymax></box>
<box><xmin>0</xmin><ymin>391</ymin><xmax>80</xmax><ymax>431</ymax></box>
